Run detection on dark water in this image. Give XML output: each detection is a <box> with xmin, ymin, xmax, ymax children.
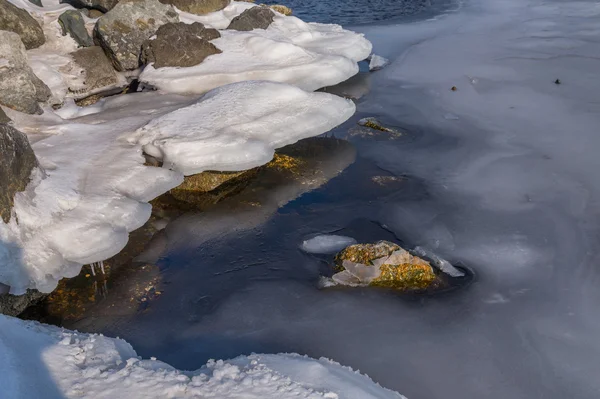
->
<box><xmin>263</xmin><ymin>0</ymin><xmax>457</xmax><ymax>25</ymax></box>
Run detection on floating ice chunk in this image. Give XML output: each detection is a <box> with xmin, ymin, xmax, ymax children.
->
<box><xmin>413</xmin><ymin>246</ymin><xmax>464</xmax><ymax>277</ymax></box>
<box><xmin>128</xmin><ymin>81</ymin><xmax>356</xmax><ymax>175</ymax></box>
<box><xmin>301</xmin><ymin>235</ymin><xmax>357</xmax><ymax>254</ymax></box>
<box><xmin>369</xmin><ymin>54</ymin><xmax>390</xmax><ymax>71</ymax></box>
<box><xmin>332</xmin><ymin>270</ymin><xmax>363</xmax><ymax>287</ymax></box>
<box><xmin>342</xmin><ymin>260</ymin><xmax>381</xmax><ymax>283</ymax></box>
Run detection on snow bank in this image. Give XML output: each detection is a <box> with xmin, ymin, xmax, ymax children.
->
<box><xmin>0</xmin><ymin>82</ymin><xmax>354</xmax><ymax>294</ymax></box>
<box><xmin>141</xmin><ymin>5</ymin><xmax>372</xmax><ymax>94</ymax></box>
<box><xmin>0</xmin><ymin>315</ymin><xmax>405</xmax><ymax>399</ymax></box>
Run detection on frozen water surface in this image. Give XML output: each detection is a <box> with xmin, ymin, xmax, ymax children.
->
<box><xmin>35</xmin><ymin>0</ymin><xmax>600</xmax><ymax>398</ymax></box>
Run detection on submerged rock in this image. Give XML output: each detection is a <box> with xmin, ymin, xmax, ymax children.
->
<box><xmin>69</xmin><ymin>46</ymin><xmax>121</xmax><ymax>97</ymax></box>
<box><xmin>158</xmin><ymin>0</ymin><xmax>229</xmax><ymax>15</ymax></box>
<box><xmin>0</xmin><ymin>30</ymin><xmax>51</xmax><ymax>114</ymax></box>
<box><xmin>348</xmin><ymin>117</ymin><xmax>403</xmax><ymax>140</ymax></box>
<box><xmin>58</xmin><ymin>10</ymin><xmax>93</xmax><ymax>47</ymax></box>
<box><xmin>93</xmin><ymin>0</ymin><xmax>179</xmax><ymax>71</ymax></box>
<box><xmin>141</xmin><ymin>22</ymin><xmax>221</xmax><ymax>68</ymax></box>
<box><xmin>227</xmin><ymin>5</ymin><xmax>274</xmax><ymax>31</ymax></box>
<box><xmin>0</xmin><ymin>0</ymin><xmax>45</xmax><ymax>49</ymax></box>
<box><xmin>331</xmin><ymin>241</ymin><xmax>440</xmax><ymax>291</ymax></box>
<box><xmin>64</xmin><ymin>0</ymin><xmax>120</xmax><ymax>13</ymax></box>
<box><xmin>0</xmin><ymin>124</ymin><xmax>39</xmax><ymax>224</ymax></box>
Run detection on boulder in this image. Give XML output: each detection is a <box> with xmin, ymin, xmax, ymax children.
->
<box><xmin>0</xmin><ymin>124</ymin><xmax>39</xmax><ymax>224</ymax></box>
<box><xmin>0</xmin><ymin>107</ymin><xmax>10</xmax><ymax>123</ymax></box>
<box><xmin>93</xmin><ymin>0</ymin><xmax>179</xmax><ymax>71</ymax></box>
<box><xmin>0</xmin><ymin>30</ymin><xmax>51</xmax><ymax>114</ymax></box>
<box><xmin>269</xmin><ymin>4</ymin><xmax>291</xmax><ymax>16</ymax></box>
<box><xmin>141</xmin><ymin>22</ymin><xmax>221</xmax><ymax>68</ymax></box>
<box><xmin>157</xmin><ymin>0</ymin><xmax>229</xmax><ymax>16</ymax></box>
<box><xmin>63</xmin><ymin>0</ymin><xmax>120</xmax><ymax>13</ymax></box>
<box><xmin>58</xmin><ymin>10</ymin><xmax>93</xmax><ymax>47</ymax></box>
<box><xmin>331</xmin><ymin>241</ymin><xmax>439</xmax><ymax>291</ymax></box>
<box><xmin>0</xmin><ymin>0</ymin><xmax>45</xmax><ymax>49</ymax></box>
<box><xmin>69</xmin><ymin>46</ymin><xmax>120</xmax><ymax>96</ymax></box>
<box><xmin>227</xmin><ymin>5</ymin><xmax>274</xmax><ymax>31</ymax></box>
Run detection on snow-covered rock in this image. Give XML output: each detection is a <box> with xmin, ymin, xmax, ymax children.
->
<box><xmin>227</xmin><ymin>4</ymin><xmax>274</xmax><ymax>31</ymax></box>
<box><xmin>0</xmin><ymin>314</ymin><xmax>406</xmax><ymax>398</ymax></box>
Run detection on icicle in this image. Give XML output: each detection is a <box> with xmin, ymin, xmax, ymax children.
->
<box><xmin>90</xmin><ymin>263</ymin><xmax>96</xmax><ymax>276</ymax></box>
<box><xmin>99</xmin><ymin>260</ymin><xmax>105</xmax><ymax>275</ymax></box>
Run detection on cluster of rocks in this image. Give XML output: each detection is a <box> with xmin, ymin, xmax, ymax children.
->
<box><xmin>0</xmin><ymin>0</ymin><xmax>282</xmax><ymax>113</ymax></box>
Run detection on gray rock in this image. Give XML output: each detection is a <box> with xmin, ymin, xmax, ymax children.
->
<box><xmin>227</xmin><ymin>5</ymin><xmax>274</xmax><ymax>31</ymax></box>
<box><xmin>0</xmin><ymin>124</ymin><xmax>38</xmax><ymax>224</ymax></box>
<box><xmin>158</xmin><ymin>0</ymin><xmax>229</xmax><ymax>16</ymax></box>
<box><xmin>0</xmin><ymin>289</ymin><xmax>47</xmax><ymax>317</ymax></box>
<box><xmin>62</xmin><ymin>0</ymin><xmax>119</xmax><ymax>13</ymax></box>
<box><xmin>93</xmin><ymin>0</ymin><xmax>179</xmax><ymax>71</ymax></box>
<box><xmin>69</xmin><ymin>46</ymin><xmax>119</xmax><ymax>96</ymax></box>
<box><xmin>0</xmin><ymin>30</ymin><xmax>51</xmax><ymax>114</ymax></box>
<box><xmin>27</xmin><ymin>0</ymin><xmax>43</xmax><ymax>7</ymax></box>
<box><xmin>58</xmin><ymin>10</ymin><xmax>93</xmax><ymax>47</ymax></box>
<box><xmin>141</xmin><ymin>22</ymin><xmax>220</xmax><ymax>68</ymax></box>
<box><xmin>88</xmin><ymin>8</ymin><xmax>104</xmax><ymax>17</ymax></box>
<box><xmin>0</xmin><ymin>108</ymin><xmax>10</xmax><ymax>123</ymax></box>
<box><xmin>0</xmin><ymin>0</ymin><xmax>45</xmax><ymax>49</ymax></box>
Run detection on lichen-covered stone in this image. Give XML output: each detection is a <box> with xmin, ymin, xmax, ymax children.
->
<box><xmin>64</xmin><ymin>0</ymin><xmax>120</xmax><ymax>13</ymax></box>
<box><xmin>141</xmin><ymin>22</ymin><xmax>221</xmax><ymax>68</ymax></box>
<box><xmin>227</xmin><ymin>5</ymin><xmax>274</xmax><ymax>31</ymax></box>
<box><xmin>0</xmin><ymin>124</ymin><xmax>39</xmax><ymax>224</ymax></box>
<box><xmin>158</xmin><ymin>0</ymin><xmax>229</xmax><ymax>15</ymax></box>
<box><xmin>269</xmin><ymin>4</ymin><xmax>291</xmax><ymax>15</ymax></box>
<box><xmin>58</xmin><ymin>10</ymin><xmax>93</xmax><ymax>47</ymax></box>
<box><xmin>0</xmin><ymin>30</ymin><xmax>51</xmax><ymax>114</ymax></box>
<box><xmin>0</xmin><ymin>0</ymin><xmax>45</xmax><ymax>49</ymax></box>
<box><xmin>69</xmin><ymin>46</ymin><xmax>120</xmax><ymax>97</ymax></box>
<box><xmin>93</xmin><ymin>0</ymin><xmax>179</xmax><ymax>71</ymax></box>
<box><xmin>334</xmin><ymin>240</ymin><xmax>400</xmax><ymax>271</ymax></box>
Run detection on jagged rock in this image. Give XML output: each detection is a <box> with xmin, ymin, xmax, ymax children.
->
<box><xmin>0</xmin><ymin>30</ymin><xmax>51</xmax><ymax>114</ymax></box>
<box><xmin>227</xmin><ymin>5</ymin><xmax>274</xmax><ymax>31</ymax></box>
<box><xmin>269</xmin><ymin>4</ymin><xmax>291</xmax><ymax>15</ymax></box>
<box><xmin>63</xmin><ymin>0</ymin><xmax>120</xmax><ymax>13</ymax></box>
<box><xmin>0</xmin><ymin>0</ymin><xmax>45</xmax><ymax>49</ymax></box>
<box><xmin>93</xmin><ymin>0</ymin><xmax>179</xmax><ymax>71</ymax></box>
<box><xmin>0</xmin><ymin>289</ymin><xmax>47</xmax><ymax>316</ymax></box>
<box><xmin>58</xmin><ymin>10</ymin><xmax>93</xmax><ymax>47</ymax></box>
<box><xmin>141</xmin><ymin>22</ymin><xmax>220</xmax><ymax>68</ymax></box>
<box><xmin>0</xmin><ymin>124</ymin><xmax>39</xmax><ymax>224</ymax></box>
<box><xmin>157</xmin><ymin>0</ymin><xmax>229</xmax><ymax>16</ymax></box>
<box><xmin>331</xmin><ymin>241</ymin><xmax>439</xmax><ymax>291</ymax></box>
<box><xmin>0</xmin><ymin>107</ymin><xmax>10</xmax><ymax>123</ymax></box>
<box><xmin>69</xmin><ymin>46</ymin><xmax>120</xmax><ymax>97</ymax></box>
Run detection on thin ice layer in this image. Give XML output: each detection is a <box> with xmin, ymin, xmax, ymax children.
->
<box><xmin>141</xmin><ymin>12</ymin><xmax>372</xmax><ymax>94</ymax></box>
<box><xmin>0</xmin><ymin>82</ymin><xmax>354</xmax><ymax>294</ymax></box>
<box><xmin>301</xmin><ymin>234</ymin><xmax>357</xmax><ymax>254</ymax></box>
<box><xmin>0</xmin><ymin>315</ymin><xmax>405</xmax><ymax>399</ymax></box>
<box><xmin>127</xmin><ymin>81</ymin><xmax>356</xmax><ymax>175</ymax></box>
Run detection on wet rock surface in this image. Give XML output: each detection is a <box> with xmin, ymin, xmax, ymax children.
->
<box><xmin>93</xmin><ymin>0</ymin><xmax>179</xmax><ymax>71</ymax></box>
<box><xmin>227</xmin><ymin>5</ymin><xmax>275</xmax><ymax>31</ymax></box>
<box><xmin>0</xmin><ymin>30</ymin><xmax>51</xmax><ymax>114</ymax></box>
<box><xmin>64</xmin><ymin>0</ymin><xmax>120</xmax><ymax>13</ymax></box>
<box><xmin>141</xmin><ymin>22</ymin><xmax>221</xmax><ymax>68</ymax></box>
<box><xmin>0</xmin><ymin>0</ymin><xmax>45</xmax><ymax>49</ymax></box>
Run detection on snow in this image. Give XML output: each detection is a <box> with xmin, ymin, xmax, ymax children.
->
<box><xmin>0</xmin><ymin>82</ymin><xmax>354</xmax><ymax>294</ymax></box>
<box><xmin>0</xmin><ymin>315</ymin><xmax>405</xmax><ymax>399</ymax></box>
<box><xmin>301</xmin><ymin>235</ymin><xmax>357</xmax><ymax>254</ymax></box>
<box><xmin>141</xmin><ymin>13</ymin><xmax>372</xmax><ymax>95</ymax></box>
<box><xmin>127</xmin><ymin>81</ymin><xmax>356</xmax><ymax>175</ymax></box>
<box><xmin>368</xmin><ymin>54</ymin><xmax>389</xmax><ymax>71</ymax></box>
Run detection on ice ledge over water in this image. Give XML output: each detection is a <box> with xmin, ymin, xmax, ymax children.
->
<box><xmin>0</xmin><ymin>82</ymin><xmax>354</xmax><ymax>294</ymax></box>
<box><xmin>0</xmin><ymin>314</ymin><xmax>406</xmax><ymax>399</ymax></box>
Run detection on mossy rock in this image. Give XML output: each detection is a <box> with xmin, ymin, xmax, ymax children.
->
<box><xmin>334</xmin><ymin>240</ymin><xmax>400</xmax><ymax>271</ymax></box>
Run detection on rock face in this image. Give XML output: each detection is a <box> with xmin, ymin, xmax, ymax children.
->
<box><xmin>0</xmin><ymin>289</ymin><xmax>47</xmax><ymax>316</ymax></box>
<box><xmin>65</xmin><ymin>0</ymin><xmax>120</xmax><ymax>13</ymax></box>
<box><xmin>0</xmin><ymin>107</ymin><xmax>10</xmax><ymax>123</ymax></box>
<box><xmin>227</xmin><ymin>5</ymin><xmax>274</xmax><ymax>31</ymax></box>
<box><xmin>141</xmin><ymin>22</ymin><xmax>220</xmax><ymax>68</ymax></box>
<box><xmin>58</xmin><ymin>10</ymin><xmax>93</xmax><ymax>47</ymax></box>
<box><xmin>332</xmin><ymin>241</ymin><xmax>438</xmax><ymax>291</ymax></box>
<box><xmin>0</xmin><ymin>30</ymin><xmax>51</xmax><ymax>114</ymax></box>
<box><xmin>0</xmin><ymin>0</ymin><xmax>45</xmax><ymax>49</ymax></box>
<box><xmin>157</xmin><ymin>0</ymin><xmax>229</xmax><ymax>16</ymax></box>
<box><xmin>93</xmin><ymin>0</ymin><xmax>179</xmax><ymax>71</ymax></box>
<box><xmin>0</xmin><ymin>124</ymin><xmax>38</xmax><ymax>224</ymax></box>
<box><xmin>70</xmin><ymin>46</ymin><xmax>119</xmax><ymax>96</ymax></box>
